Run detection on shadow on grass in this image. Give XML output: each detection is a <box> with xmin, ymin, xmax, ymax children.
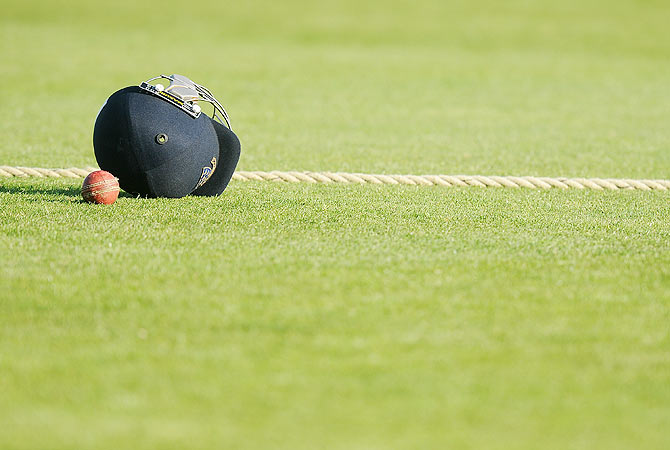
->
<box><xmin>0</xmin><ymin>183</ymin><xmax>133</xmax><ymax>202</ymax></box>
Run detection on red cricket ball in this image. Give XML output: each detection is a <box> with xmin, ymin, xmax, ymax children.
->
<box><xmin>81</xmin><ymin>170</ymin><xmax>120</xmax><ymax>205</ymax></box>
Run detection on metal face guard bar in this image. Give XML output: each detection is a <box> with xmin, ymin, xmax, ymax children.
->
<box><xmin>139</xmin><ymin>74</ymin><xmax>232</xmax><ymax>129</ymax></box>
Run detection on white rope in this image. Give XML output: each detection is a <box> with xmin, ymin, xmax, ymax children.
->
<box><xmin>0</xmin><ymin>166</ymin><xmax>98</xmax><ymax>178</ymax></box>
<box><xmin>1</xmin><ymin>166</ymin><xmax>669</xmax><ymax>191</ymax></box>
<box><xmin>232</xmin><ymin>171</ymin><xmax>670</xmax><ymax>191</ymax></box>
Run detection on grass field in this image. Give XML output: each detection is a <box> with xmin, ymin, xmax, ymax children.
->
<box><xmin>1</xmin><ymin>0</ymin><xmax>670</xmax><ymax>448</ymax></box>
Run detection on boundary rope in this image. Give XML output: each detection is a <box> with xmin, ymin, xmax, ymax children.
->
<box><xmin>1</xmin><ymin>166</ymin><xmax>669</xmax><ymax>191</ymax></box>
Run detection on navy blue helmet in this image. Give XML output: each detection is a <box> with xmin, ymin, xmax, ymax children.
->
<box><xmin>93</xmin><ymin>74</ymin><xmax>240</xmax><ymax>198</ymax></box>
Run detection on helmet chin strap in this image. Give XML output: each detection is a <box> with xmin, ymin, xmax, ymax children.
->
<box><xmin>139</xmin><ymin>74</ymin><xmax>232</xmax><ymax>130</ymax></box>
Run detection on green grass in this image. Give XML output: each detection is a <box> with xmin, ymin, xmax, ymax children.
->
<box><xmin>1</xmin><ymin>0</ymin><xmax>670</xmax><ymax>448</ymax></box>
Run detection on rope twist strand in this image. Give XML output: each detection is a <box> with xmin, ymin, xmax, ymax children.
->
<box><xmin>1</xmin><ymin>166</ymin><xmax>668</xmax><ymax>191</ymax></box>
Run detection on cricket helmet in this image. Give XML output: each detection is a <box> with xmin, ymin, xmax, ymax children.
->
<box><xmin>93</xmin><ymin>74</ymin><xmax>240</xmax><ymax>198</ymax></box>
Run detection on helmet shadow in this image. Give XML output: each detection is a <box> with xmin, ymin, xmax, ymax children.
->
<box><xmin>0</xmin><ymin>183</ymin><xmax>133</xmax><ymax>202</ymax></box>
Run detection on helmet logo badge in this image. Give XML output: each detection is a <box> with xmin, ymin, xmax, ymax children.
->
<box><xmin>196</xmin><ymin>157</ymin><xmax>217</xmax><ymax>188</ymax></box>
